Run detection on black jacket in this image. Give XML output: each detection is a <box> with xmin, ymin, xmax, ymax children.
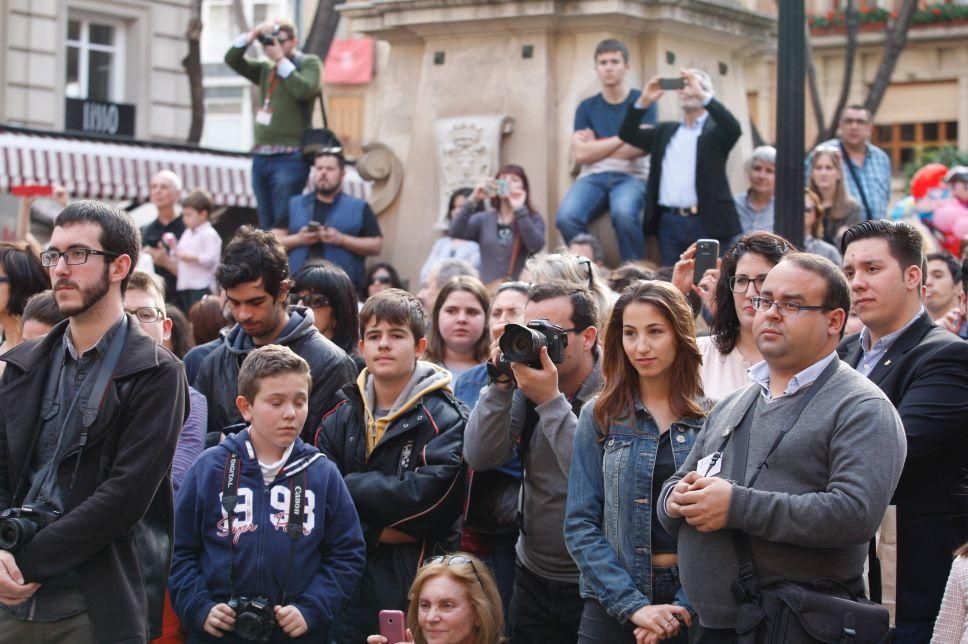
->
<box><xmin>839</xmin><ymin>312</ymin><xmax>968</xmax><ymax>621</ymax></box>
<box><xmin>618</xmin><ymin>97</ymin><xmax>742</xmax><ymax>239</ymax></box>
<box><xmin>194</xmin><ymin>306</ymin><xmax>357</xmax><ymax>441</ymax></box>
<box><xmin>0</xmin><ymin>316</ymin><xmax>188</xmax><ymax>643</ymax></box>
<box><xmin>315</xmin><ymin>364</ymin><xmax>466</xmax><ymax>640</ymax></box>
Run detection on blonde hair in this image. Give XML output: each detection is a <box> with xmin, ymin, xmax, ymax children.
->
<box><xmin>525</xmin><ymin>252</ymin><xmax>612</xmax><ymax>327</ymax></box>
<box><xmin>809</xmin><ymin>147</ymin><xmax>855</xmax><ymax>226</ymax></box>
<box><xmin>407</xmin><ymin>553</ymin><xmax>505</xmax><ymax>644</ymax></box>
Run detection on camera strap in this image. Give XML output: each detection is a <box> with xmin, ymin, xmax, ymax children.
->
<box><xmin>278</xmin><ymin>472</ymin><xmax>307</xmax><ymax>604</ymax></box>
<box><xmin>839</xmin><ymin>141</ymin><xmax>873</xmax><ymax>221</ymax></box>
<box><xmin>221</xmin><ymin>450</ymin><xmax>243</xmax><ymax>596</ymax></box>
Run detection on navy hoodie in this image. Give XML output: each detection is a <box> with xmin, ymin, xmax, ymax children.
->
<box><xmin>169</xmin><ymin>429</ymin><xmax>366</xmax><ymax>643</ymax></box>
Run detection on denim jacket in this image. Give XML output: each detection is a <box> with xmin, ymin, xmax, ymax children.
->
<box><xmin>564</xmin><ymin>397</ymin><xmax>703</xmax><ymax>623</ymax></box>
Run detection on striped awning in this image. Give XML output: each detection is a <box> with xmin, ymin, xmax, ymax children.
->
<box><xmin>0</xmin><ymin>126</ymin><xmax>372</xmax><ymax>208</ymax></box>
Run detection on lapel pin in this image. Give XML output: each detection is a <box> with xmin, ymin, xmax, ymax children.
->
<box><xmin>883</xmin><ymin>359</ymin><xmax>892</xmax><ymax>366</ymax></box>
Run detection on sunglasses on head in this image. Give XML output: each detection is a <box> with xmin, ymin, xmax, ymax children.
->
<box><xmin>422</xmin><ymin>555</ymin><xmax>483</xmax><ymax>586</ymax></box>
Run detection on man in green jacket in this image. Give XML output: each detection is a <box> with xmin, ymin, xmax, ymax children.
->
<box><xmin>225</xmin><ymin>19</ymin><xmax>322</xmax><ymax>230</ymax></box>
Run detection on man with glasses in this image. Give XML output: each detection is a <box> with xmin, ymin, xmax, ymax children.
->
<box><xmin>0</xmin><ymin>201</ymin><xmax>188</xmax><ymax>642</ymax></box>
<box><xmin>806</xmin><ymin>105</ymin><xmax>892</xmax><ymax>221</ymax></box>
<box><xmin>464</xmin><ymin>282</ymin><xmax>601</xmax><ymax>644</ymax></box>
<box><xmin>194</xmin><ymin>226</ymin><xmax>357</xmax><ymax>443</ymax></box>
<box><xmin>659</xmin><ymin>253</ymin><xmax>905</xmax><ymax>642</ymax></box>
<box><xmin>226</xmin><ymin>18</ymin><xmax>321</xmax><ymax>230</ymax></box>
<box><xmin>273</xmin><ymin>149</ymin><xmax>384</xmax><ymax>290</ymax></box>
<box><xmin>839</xmin><ymin>220</ymin><xmax>968</xmax><ymax>643</ymax></box>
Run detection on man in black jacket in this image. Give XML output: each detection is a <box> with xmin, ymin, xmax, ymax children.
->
<box><xmin>839</xmin><ymin>219</ymin><xmax>968</xmax><ymax>644</ymax></box>
<box><xmin>316</xmin><ymin>289</ymin><xmax>466</xmax><ymax>642</ymax></box>
<box><xmin>0</xmin><ymin>201</ymin><xmax>188</xmax><ymax>643</ymax></box>
<box><xmin>194</xmin><ymin>226</ymin><xmax>357</xmax><ymax>439</ymax></box>
<box><xmin>618</xmin><ymin>68</ymin><xmax>742</xmax><ymax>266</ymax></box>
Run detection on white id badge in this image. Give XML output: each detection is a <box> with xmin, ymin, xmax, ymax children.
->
<box><xmin>697</xmin><ymin>452</ymin><xmax>723</xmax><ymax>478</ymax></box>
<box><xmin>255</xmin><ymin>108</ymin><xmax>273</xmax><ymax>126</ymax></box>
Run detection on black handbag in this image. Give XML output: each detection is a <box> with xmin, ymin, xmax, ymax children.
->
<box><xmin>722</xmin><ymin>360</ymin><xmax>892</xmax><ymax>644</ymax></box>
<box><xmin>463</xmin><ymin>469</ymin><xmax>520</xmax><ymax>535</ymax></box>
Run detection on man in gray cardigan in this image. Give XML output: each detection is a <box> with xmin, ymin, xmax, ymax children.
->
<box><xmin>659</xmin><ymin>253</ymin><xmax>906</xmax><ymax>641</ymax></box>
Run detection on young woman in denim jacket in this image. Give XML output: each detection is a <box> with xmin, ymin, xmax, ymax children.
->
<box><xmin>565</xmin><ymin>280</ymin><xmax>706</xmax><ymax>644</ymax></box>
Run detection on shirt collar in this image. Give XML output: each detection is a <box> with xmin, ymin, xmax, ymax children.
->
<box><xmin>63</xmin><ymin>314</ymin><xmax>127</xmax><ymax>361</ymax></box>
<box><xmin>680</xmin><ymin>111</ymin><xmax>709</xmax><ymax>131</ymax></box>
<box><xmin>748</xmin><ymin>351</ymin><xmax>837</xmax><ymax>401</ymax></box>
<box><xmin>859</xmin><ymin>307</ymin><xmax>925</xmax><ymax>353</ymax></box>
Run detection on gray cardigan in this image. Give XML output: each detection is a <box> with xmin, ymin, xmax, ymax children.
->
<box><xmin>449</xmin><ymin>200</ymin><xmax>546</xmax><ymax>283</ymax></box>
<box><xmin>658</xmin><ymin>359</ymin><xmax>906</xmax><ymax>629</ymax></box>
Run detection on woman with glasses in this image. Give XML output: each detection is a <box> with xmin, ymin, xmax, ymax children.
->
<box><xmin>565</xmin><ymin>281</ymin><xmax>702</xmax><ymax>644</ymax></box>
<box><xmin>362</xmin><ymin>262</ymin><xmax>405</xmax><ymax>301</ymax></box>
<box><xmin>697</xmin><ymin>231</ymin><xmax>792</xmax><ymax>401</ymax></box>
<box><xmin>0</xmin><ymin>242</ymin><xmax>48</xmax><ymax>375</ymax></box>
<box><xmin>808</xmin><ymin>146</ymin><xmax>862</xmax><ymax>245</ymax></box>
<box><xmin>803</xmin><ymin>188</ymin><xmax>843</xmax><ymax>265</ymax></box>
<box><xmin>424</xmin><ymin>276</ymin><xmax>490</xmax><ymax>379</ymax></box>
<box><xmin>291</xmin><ymin>262</ymin><xmax>361</xmax><ymax>363</ymax></box>
<box><xmin>450</xmin><ymin>164</ymin><xmax>546</xmax><ymax>286</ymax></box>
<box><xmin>366</xmin><ymin>552</ymin><xmax>505</xmax><ymax>644</ymax></box>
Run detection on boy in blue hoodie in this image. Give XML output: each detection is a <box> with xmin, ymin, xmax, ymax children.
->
<box><xmin>170</xmin><ymin>345</ymin><xmax>366</xmax><ymax>642</ymax></box>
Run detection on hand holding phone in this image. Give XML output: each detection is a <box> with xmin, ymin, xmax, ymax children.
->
<box><xmin>659</xmin><ymin>77</ymin><xmax>685</xmax><ymax>91</ymax></box>
<box><xmin>306</xmin><ymin>221</ymin><xmax>321</xmax><ymax>231</ymax></box>
<box><xmin>692</xmin><ymin>239</ymin><xmax>720</xmax><ymax>285</ymax></box>
<box><xmin>379</xmin><ymin>610</ymin><xmax>406</xmax><ymax>643</ymax></box>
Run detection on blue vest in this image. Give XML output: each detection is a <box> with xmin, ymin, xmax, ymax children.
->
<box><xmin>287</xmin><ymin>191</ymin><xmax>368</xmax><ymax>287</ymax></box>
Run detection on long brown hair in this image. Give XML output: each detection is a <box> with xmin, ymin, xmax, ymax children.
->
<box><xmin>809</xmin><ymin>147</ymin><xmax>855</xmax><ymax>225</ymax></box>
<box><xmin>594</xmin><ymin>281</ymin><xmax>704</xmax><ymax>435</ymax></box>
<box><xmin>424</xmin><ymin>276</ymin><xmax>491</xmax><ymax>365</ymax></box>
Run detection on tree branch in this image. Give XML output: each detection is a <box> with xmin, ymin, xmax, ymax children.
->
<box><xmin>864</xmin><ymin>0</ymin><xmax>918</xmax><ymax>118</ymax></box>
<box><xmin>826</xmin><ymin>0</ymin><xmax>859</xmax><ymax>141</ymax></box>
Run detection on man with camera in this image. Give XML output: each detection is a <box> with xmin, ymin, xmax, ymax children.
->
<box><xmin>226</xmin><ymin>19</ymin><xmax>321</xmax><ymax>231</ymax></box>
<box><xmin>0</xmin><ymin>201</ymin><xmax>188</xmax><ymax>643</ymax></box>
<box><xmin>464</xmin><ymin>281</ymin><xmax>601</xmax><ymax>644</ymax></box>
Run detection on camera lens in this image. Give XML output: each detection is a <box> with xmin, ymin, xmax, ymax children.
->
<box><xmin>500</xmin><ymin>324</ymin><xmax>544</xmax><ymax>364</ymax></box>
<box><xmin>0</xmin><ymin>518</ymin><xmax>34</xmax><ymax>551</ymax></box>
<box><xmin>235</xmin><ymin>612</ymin><xmax>265</xmax><ymax>640</ymax></box>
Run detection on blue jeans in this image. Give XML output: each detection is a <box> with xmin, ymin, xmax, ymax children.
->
<box><xmin>893</xmin><ymin>620</ymin><xmax>934</xmax><ymax>644</ymax></box>
<box><xmin>658</xmin><ymin>212</ymin><xmax>709</xmax><ymax>267</ymax></box>
<box><xmin>556</xmin><ymin>172</ymin><xmax>646</xmax><ymax>261</ymax></box>
<box><xmin>251</xmin><ymin>151</ymin><xmax>309</xmax><ymax>230</ymax></box>
<box><xmin>577</xmin><ymin>567</ymin><xmax>688</xmax><ymax>644</ymax></box>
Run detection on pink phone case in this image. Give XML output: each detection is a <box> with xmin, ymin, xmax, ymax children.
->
<box><xmin>379</xmin><ymin>610</ymin><xmax>406</xmax><ymax>642</ymax></box>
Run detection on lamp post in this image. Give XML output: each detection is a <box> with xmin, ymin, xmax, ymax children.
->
<box><xmin>774</xmin><ymin>0</ymin><xmax>806</xmax><ymax>248</ymax></box>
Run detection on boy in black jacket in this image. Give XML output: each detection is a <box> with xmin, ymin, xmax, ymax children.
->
<box><xmin>315</xmin><ymin>289</ymin><xmax>466</xmax><ymax>642</ymax></box>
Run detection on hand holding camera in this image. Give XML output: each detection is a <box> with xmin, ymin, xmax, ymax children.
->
<box><xmin>204</xmin><ymin>602</ymin><xmax>237</xmax><ymax>638</ymax></box>
<box><xmin>489</xmin><ymin>320</ymin><xmax>568</xmax><ymax>405</ymax></box>
<box><xmin>274</xmin><ymin>604</ymin><xmax>309</xmax><ymax>638</ymax></box>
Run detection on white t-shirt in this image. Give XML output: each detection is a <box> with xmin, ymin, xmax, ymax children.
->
<box><xmin>258</xmin><ymin>442</ymin><xmax>295</xmax><ymax>485</ymax></box>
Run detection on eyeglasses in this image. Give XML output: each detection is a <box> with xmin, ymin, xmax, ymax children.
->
<box><xmin>423</xmin><ymin>555</ymin><xmax>483</xmax><ymax>586</ymax></box>
<box><xmin>370</xmin><ymin>275</ymin><xmax>393</xmax><ymax>285</ymax></box>
<box><xmin>41</xmin><ymin>248</ymin><xmax>120</xmax><ymax>268</ymax></box>
<box><xmin>288</xmin><ymin>293</ymin><xmax>331</xmax><ymax>308</ymax></box>
<box><xmin>751</xmin><ymin>296</ymin><xmax>829</xmax><ymax>318</ymax></box>
<box><xmin>126</xmin><ymin>306</ymin><xmax>164</xmax><ymax>323</ymax></box>
<box><xmin>727</xmin><ymin>275</ymin><xmax>767</xmax><ymax>294</ymax></box>
<box><xmin>577</xmin><ymin>257</ymin><xmax>595</xmax><ymax>288</ymax></box>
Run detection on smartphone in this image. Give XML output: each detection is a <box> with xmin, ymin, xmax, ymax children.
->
<box><xmin>11</xmin><ymin>184</ymin><xmax>54</xmax><ymax>197</ymax></box>
<box><xmin>693</xmin><ymin>239</ymin><xmax>720</xmax><ymax>285</ymax></box>
<box><xmin>659</xmin><ymin>77</ymin><xmax>685</xmax><ymax>90</ymax></box>
<box><xmin>306</xmin><ymin>221</ymin><xmax>321</xmax><ymax>231</ymax></box>
<box><xmin>379</xmin><ymin>610</ymin><xmax>406</xmax><ymax>643</ymax></box>
<box><xmin>496</xmin><ymin>178</ymin><xmax>511</xmax><ymax>198</ymax></box>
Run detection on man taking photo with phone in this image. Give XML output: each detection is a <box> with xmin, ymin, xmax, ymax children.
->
<box><xmin>273</xmin><ymin>149</ymin><xmax>383</xmax><ymax>290</ymax></box>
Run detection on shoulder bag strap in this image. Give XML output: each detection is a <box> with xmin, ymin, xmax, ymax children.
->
<box><xmin>729</xmin><ymin>358</ymin><xmax>841</xmax><ymax>601</ymax></box>
<box><xmin>839</xmin><ymin>142</ymin><xmax>873</xmax><ymax>221</ymax></box>
<box><xmin>292</xmin><ymin>53</ymin><xmax>328</xmax><ymax>130</ymax></box>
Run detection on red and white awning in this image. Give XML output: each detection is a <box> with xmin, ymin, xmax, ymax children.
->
<box><xmin>0</xmin><ymin>127</ymin><xmax>371</xmax><ymax>208</ymax></box>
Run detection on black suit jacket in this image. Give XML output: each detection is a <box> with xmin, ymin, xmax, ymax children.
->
<box><xmin>618</xmin><ymin>97</ymin><xmax>742</xmax><ymax>239</ymax></box>
<box><xmin>838</xmin><ymin>312</ymin><xmax>968</xmax><ymax>621</ymax></box>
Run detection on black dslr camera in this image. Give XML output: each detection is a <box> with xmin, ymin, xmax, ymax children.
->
<box><xmin>0</xmin><ymin>503</ymin><xmax>61</xmax><ymax>552</ymax></box>
<box><xmin>498</xmin><ymin>320</ymin><xmax>568</xmax><ymax>370</ymax></box>
<box><xmin>257</xmin><ymin>25</ymin><xmax>282</xmax><ymax>46</ymax></box>
<box><xmin>227</xmin><ymin>596</ymin><xmax>275</xmax><ymax>641</ymax></box>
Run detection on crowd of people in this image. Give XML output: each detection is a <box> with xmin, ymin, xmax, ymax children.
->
<box><xmin>0</xmin><ymin>23</ymin><xmax>967</xmax><ymax>644</ymax></box>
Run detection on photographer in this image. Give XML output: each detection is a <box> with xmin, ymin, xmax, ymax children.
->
<box><xmin>0</xmin><ymin>201</ymin><xmax>188</xmax><ymax>642</ymax></box>
<box><xmin>463</xmin><ymin>281</ymin><xmax>601</xmax><ymax>644</ymax></box>
<box><xmin>226</xmin><ymin>19</ymin><xmax>321</xmax><ymax>231</ymax></box>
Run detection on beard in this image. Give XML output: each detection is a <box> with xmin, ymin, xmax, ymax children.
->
<box><xmin>316</xmin><ymin>182</ymin><xmax>341</xmax><ymax>197</ymax></box>
<box><xmin>53</xmin><ymin>265</ymin><xmax>111</xmax><ymax>317</ymax></box>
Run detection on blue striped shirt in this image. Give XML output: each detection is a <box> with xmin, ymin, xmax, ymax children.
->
<box><xmin>806</xmin><ymin>140</ymin><xmax>892</xmax><ymax>219</ymax></box>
